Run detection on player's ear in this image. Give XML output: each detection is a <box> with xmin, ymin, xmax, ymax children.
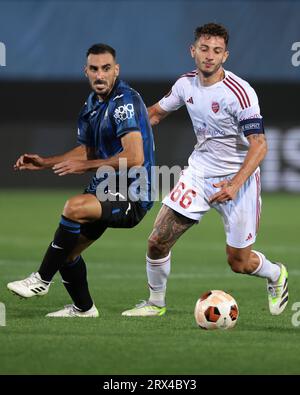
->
<box><xmin>222</xmin><ymin>50</ymin><xmax>229</xmax><ymax>64</ymax></box>
<box><xmin>190</xmin><ymin>45</ymin><xmax>195</xmax><ymax>58</ymax></box>
<box><xmin>84</xmin><ymin>65</ymin><xmax>88</xmax><ymax>77</ymax></box>
<box><xmin>115</xmin><ymin>63</ymin><xmax>120</xmax><ymax>77</ymax></box>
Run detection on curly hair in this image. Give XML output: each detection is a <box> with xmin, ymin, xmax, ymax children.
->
<box><xmin>194</xmin><ymin>23</ymin><xmax>229</xmax><ymax>47</ymax></box>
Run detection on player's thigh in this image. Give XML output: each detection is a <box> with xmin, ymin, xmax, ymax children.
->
<box><xmin>162</xmin><ymin>167</ymin><xmax>209</xmax><ymax>222</ymax></box>
<box><xmin>63</xmin><ymin>193</ymin><xmax>102</xmax><ymax>222</ymax></box>
<box><xmin>79</xmin><ymin>194</ymin><xmax>146</xmax><ymax>242</ymax></box>
<box><xmin>100</xmin><ymin>198</ymin><xmax>147</xmax><ymax>229</ymax></box>
<box><xmin>219</xmin><ymin>169</ymin><xmax>261</xmax><ymax>249</ymax></box>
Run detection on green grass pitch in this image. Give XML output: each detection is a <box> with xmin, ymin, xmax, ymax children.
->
<box><xmin>0</xmin><ymin>190</ymin><xmax>300</xmax><ymax>374</ymax></box>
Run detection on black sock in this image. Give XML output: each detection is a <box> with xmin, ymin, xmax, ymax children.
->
<box><xmin>38</xmin><ymin>215</ymin><xmax>81</xmax><ymax>282</ymax></box>
<box><xmin>59</xmin><ymin>255</ymin><xmax>93</xmax><ymax>312</ymax></box>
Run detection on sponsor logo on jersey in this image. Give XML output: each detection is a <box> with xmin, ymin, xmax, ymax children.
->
<box><xmin>211</xmin><ymin>101</ymin><xmax>220</xmax><ymax>113</ymax></box>
<box><xmin>113</xmin><ymin>103</ymin><xmax>135</xmax><ymax>124</ymax></box>
<box><xmin>187</xmin><ymin>97</ymin><xmax>194</xmax><ymax>104</ymax></box>
<box><xmin>195</xmin><ymin>123</ymin><xmax>225</xmax><ymax>138</ymax></box>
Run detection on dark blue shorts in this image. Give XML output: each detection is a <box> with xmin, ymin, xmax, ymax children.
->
<box><xmin>80</xmin><ymin>191</ymin><xmax>148</xmax><ymax>240</ymax></box>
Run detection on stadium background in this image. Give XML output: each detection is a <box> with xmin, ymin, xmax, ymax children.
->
<box><xmin>0</xmin><ymin>0</ymin><xmax>300</xmax><ymax>376</ymax></box>
<box><xmin>1</xmin><ymin>0</ymin><xmax>300</xmax><ymax>191</ymax></box>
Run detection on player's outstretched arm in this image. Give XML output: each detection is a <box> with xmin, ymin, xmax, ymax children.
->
<box><xmin>53</xmin><ymin>132</ymin><xmax>143</xmax><ymax>176</ymax></box>
<box><xmin>209</xmin><ymin>134</ymin><xmax>267</xmax><ymax>203</ymax></box>
<box><xmin>14</xmin><ymin>145</ymin><xmax>87</xmax><ymax>171</ymax></box>
<box><xmin>147</xmin><ymin>103</ymin><xmax>170</xmax><ymax>126</ymax></box>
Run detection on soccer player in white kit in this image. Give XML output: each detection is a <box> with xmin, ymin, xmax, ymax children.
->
<box><xmin>122</xmin><ymin>23</ymin><xmax>288</xmax><ymax>317</ymax></box>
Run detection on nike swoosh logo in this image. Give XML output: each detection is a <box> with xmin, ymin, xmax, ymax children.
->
<box><xmin>51</xmin><ymin>242</ymin><xmax>63</xmax><ymax>250</ymax></box>
<box><xmin>107</xmin><ymin>190</ymin><xmax>126</xmax><ymax>200</ymax></box>
<box><xmin>113</xmin><ymin>94</ymin><xmax>124</xmax><ymax>101</ymax></box>
<box><xmin>125</xmin><ymin>203</ymin><xmax>131</xmax><ymax>215</ymax></box>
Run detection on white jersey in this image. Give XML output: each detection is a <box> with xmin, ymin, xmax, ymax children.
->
<box><xmin>159</xmin><ymin>69</ymin><xmax>262</xmax><ymax>177</ymax></box>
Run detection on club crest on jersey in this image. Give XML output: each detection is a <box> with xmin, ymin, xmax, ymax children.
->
<box><xmin>211</xmin><ymin>102</ymin><xmax>220</xmax><ymax>113</ymax></box>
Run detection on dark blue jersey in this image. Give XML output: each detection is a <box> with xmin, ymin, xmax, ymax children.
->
<box><xmin>77</xmin><ymin>78</ymin><xmax>155</xmax><ymax>211</ymax></box>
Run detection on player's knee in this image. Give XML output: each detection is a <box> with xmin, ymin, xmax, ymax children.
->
<box><xmin>63</xmin><ymin>197</ymin><xmax>86</xmax><ymax>222</ymax></box>
<box><xmin>147</xmin><ymin>235</ymin><xmax>169</xmax><ymax>259</ymax></box>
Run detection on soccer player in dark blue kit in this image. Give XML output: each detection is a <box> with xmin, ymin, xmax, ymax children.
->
<box><xmin>8</xmin><ymin>44</ymin><xmax>155</xmax><ymax>317</ymax></box>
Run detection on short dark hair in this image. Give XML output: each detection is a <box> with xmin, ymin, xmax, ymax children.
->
<box><xmin>86</xmin><ymin>43</ymin><xmax>116</xmax><ymax>59</ymax></box>
<box><xmin>194</xmin><ymin>23</ymin><xmax>229</xmax><ymax>47</ymax></box>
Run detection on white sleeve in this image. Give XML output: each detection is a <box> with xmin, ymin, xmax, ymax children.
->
<box><xmin>158</xmin><ymin>79</ymin><xmax>185</xmax><ymax>112</ymax></box>
<box><xmin>234</xmin><ymin>85</ymin><xmax>262</xmax><ymax>122</ymax></box>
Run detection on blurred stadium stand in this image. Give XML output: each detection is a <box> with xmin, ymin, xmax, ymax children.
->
<box><xmin>1</xmin><ymin>0</ymin><xmax>300</xmax><ymax>191</ymax></box>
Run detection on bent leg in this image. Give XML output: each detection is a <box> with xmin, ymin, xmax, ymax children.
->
<box><xmin>63</xmin><ymin>193</ymin><xmax>102</xmax><ymax>223</ymax></box>
<box><xmin>226</xmin><ymin>244</ymin><xmax>280</xmax><ymax>281</ymax></box>
<box><xmin>148</xmin><ymin>204</ymin><xmax>196</xmax><ymax>259</ymax></box>
<box><xmin>226</xmin><ymin>243</ymin><xmax>288</xmax><ymax>315</ymax></box>
<box><xmin>8</xmin><ymin>194</ymin><xmax>104</xmax><ymax>304</ymax></box>
<box><xmin>67</xmin><ymin>234</ymin><xmax>96</xmax><ymax>262</ymax></box>
<box><xmin>38</xmin><ymin>193</ymin><xmax>102</xmax><ymax>282</ymax></box>
<box><xmin>226</xmin><ymin>244</ymin><xmax>259</xmax><ymax>274</ymax></box>
<box><xmin>59</xmin><ymin>235</ymin><xmax>96</xmax><ymax>311</ymax></box>
<box><xmin>57</xmin><ymin>206</ymin><xmax>107</xmax><ymax>312</ymax></box>
<box><xmin>146</xmin><ymin>204</ymin><xmax>196</xmax><ymax>306</ymax></box>
<box><xmin>220</xmin><ymin>170</ymin><xmax>288</xmax><ymax>314</ymax></box>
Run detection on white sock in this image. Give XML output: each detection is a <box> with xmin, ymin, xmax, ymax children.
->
<box><xmin>251</xmin><ymin>250</ymin><xmax>280</xmax><ymax>282</ymax></box>
<box><xmin>146</xmin><ymin>252</ymin><xmax>171</xmax><ymax>307</ymax></box>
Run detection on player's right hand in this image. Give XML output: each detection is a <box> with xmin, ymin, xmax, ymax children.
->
<box><xmin>14</xmin><ymin>154</ymin><xmax>46</xmax><ymax>171</ymax></box>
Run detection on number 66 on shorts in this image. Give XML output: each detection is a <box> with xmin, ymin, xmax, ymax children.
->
<box><xmin>163</xmin><ymin>166</ymin><xmax>261</xmax><ymax>249</ymax></box>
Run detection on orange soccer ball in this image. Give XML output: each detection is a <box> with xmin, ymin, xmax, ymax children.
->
<box><xmin>194</xmin><ymin>290</ymin><xmax>239</xmax><ymax>330</ymax></box>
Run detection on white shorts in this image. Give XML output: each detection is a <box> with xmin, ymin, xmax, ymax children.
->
<box><xmin>162</xmin><ymin>167</ymin><xmax>261</xmax><ymax>248</ymax></box>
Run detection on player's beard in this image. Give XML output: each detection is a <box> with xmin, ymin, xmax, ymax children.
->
<box><xmin>200</xmin><ymin>62</ymin><xmax>223</xmax><ymax>78</ymax></box>
<box><xmin>93</xmin><ymin>80</ymin><xmax>109</xmax><ymax>96</ymax></box>
<box><xmin>93</xmin><ymin>77</ymin><xmax>116</xmax><ymax>100</ymax></box>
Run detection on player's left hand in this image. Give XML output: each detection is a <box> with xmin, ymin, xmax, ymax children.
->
<box><xmin>52</xmin><ymin>160</ymin><xmax>89</xmax><ymax>176</ymax></box>
<box><xmin>209</xmin><ymin>180</ymin><xmax>239</xmax><ymax>203</ymax></box>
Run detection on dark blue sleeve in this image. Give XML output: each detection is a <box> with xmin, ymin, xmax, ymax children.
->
<box><xmin>77</xmin><ymin>111</ymin><xmax>94</xmax><ymax>147</ymax></box>
<box><xmin>111</xmin><ymin>93</ymin><xmax>142</xmax><ymax>138</ymax></box>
